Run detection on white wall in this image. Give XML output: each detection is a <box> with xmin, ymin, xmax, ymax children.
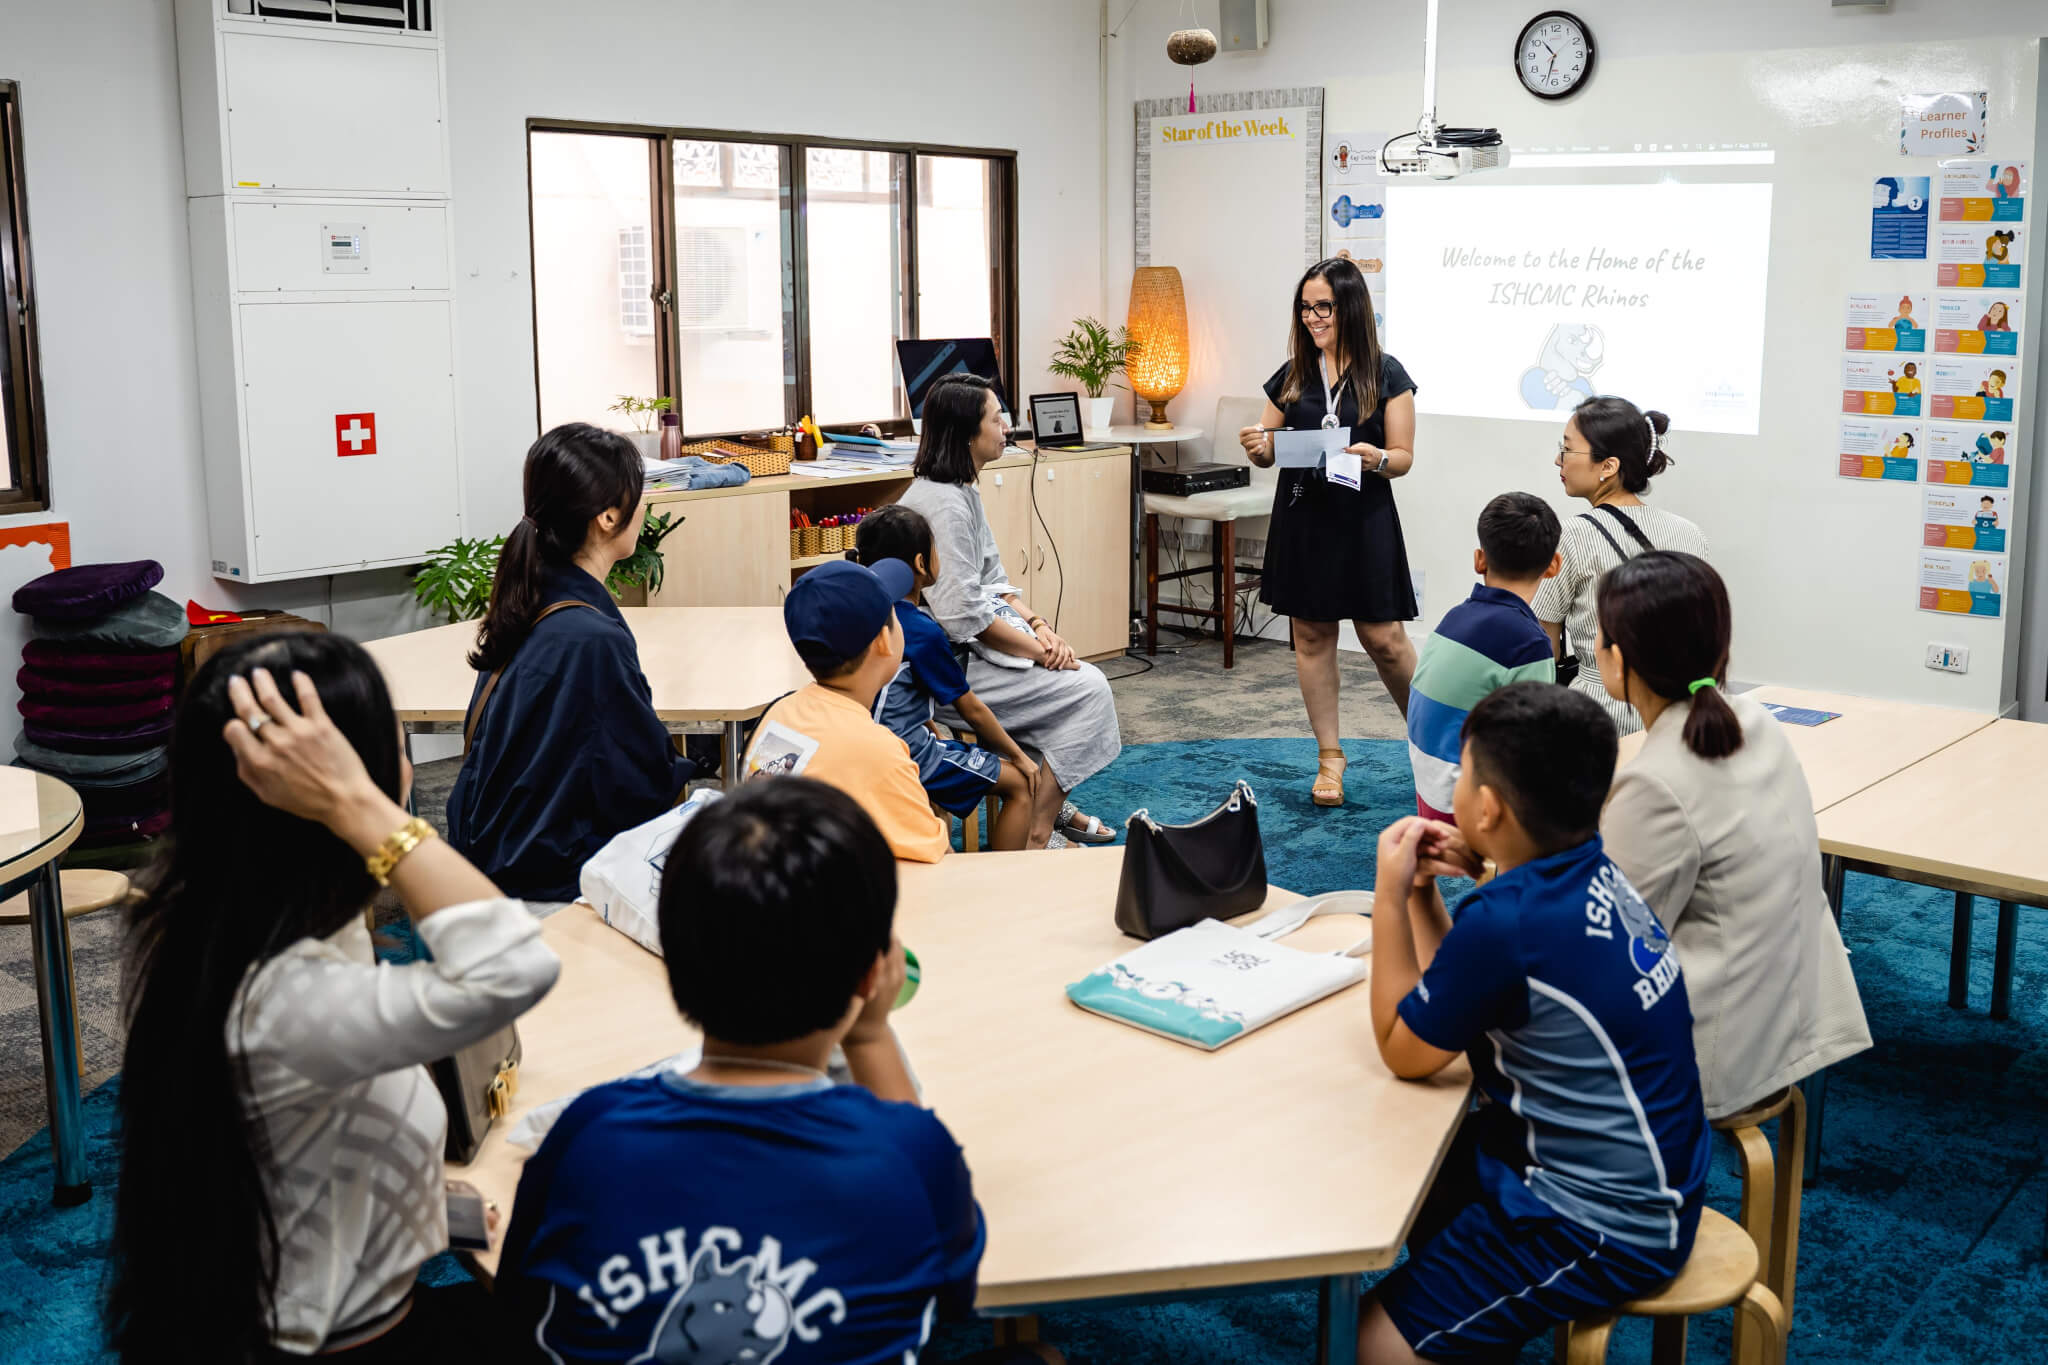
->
<box><xmin>443</xmin><ymin>0</ymin><xmax>1109</xmax><ymax>540</ymax></box>
<box><xmin>1110</xmin><ymin>2</ymin><xmax>2048</xmax><ymax>711</ymax></box>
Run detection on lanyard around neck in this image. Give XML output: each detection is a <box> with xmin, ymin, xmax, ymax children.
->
<box><xmin>1319</xmin><ymin>355</ymin><xmax>1347</xmax><ymax>430</ymax></box>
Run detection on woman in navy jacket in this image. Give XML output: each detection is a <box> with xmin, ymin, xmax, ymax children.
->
<box><xmin>447</xmin><ymin>424</ymin><xmax>691</xmax><ymax>901</ymax></box>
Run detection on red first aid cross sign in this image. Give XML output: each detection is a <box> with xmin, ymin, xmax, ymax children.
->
<box><xmin>335</xmin><ymin>412</ymin><xmax>377</xmax><ymax>457</ymax></box>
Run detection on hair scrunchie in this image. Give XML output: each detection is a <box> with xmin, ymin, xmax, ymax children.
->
<box><xmin>1687</xmin><ymin>677</ymin><xmax>1717</xmax><ymax>696</ymax></box>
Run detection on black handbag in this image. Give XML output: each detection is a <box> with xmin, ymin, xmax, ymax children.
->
<box><xmin>433</xmin><ymin>1024</ymin><xmax>521</xmax><ymax>1164</ymax></box>
<box><xmin>1557</xmin><ymin>508</ymin><xmax>1657</xmax><ymax>688</ymax></box>
<box><xmin>1113</xmin><ymin>780</ymin><xmax>1269</xmax><ymax>940</ymax></box>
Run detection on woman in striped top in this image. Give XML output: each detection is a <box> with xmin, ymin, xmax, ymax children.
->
<box><xmin>1532</xmin><ymin>397</ymin><xmax>1708</xmax><ymax>733</ymax></box>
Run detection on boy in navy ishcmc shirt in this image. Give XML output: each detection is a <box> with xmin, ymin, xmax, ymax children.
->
<box><xmin>854</xmin><ymin>504</ymin><xmax>1043</xmax><ymax>851</ymax></box>
<box><xmin>496</xmin><ymin>779</ymin><xmax>1058</xmax><ymax>1365</ymax></box>
<box><xmin>1358</xmin><ymin>683</ymin><xmax>1710</xmax><ymax>1363</ymax></box>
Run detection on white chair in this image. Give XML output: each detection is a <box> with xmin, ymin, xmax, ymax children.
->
<box><xmin>1143</xmin><ymin>395</ymin><xmax>1277</xmax><ymax>669</ymax></box>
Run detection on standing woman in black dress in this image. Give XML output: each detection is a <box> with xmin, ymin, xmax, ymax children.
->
<box><xmin>1238</xmin><ymin>257</ymin><xmax>1419</xmax><ymax>807</ymax></box>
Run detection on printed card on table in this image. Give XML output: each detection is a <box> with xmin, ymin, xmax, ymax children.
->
<box><xmin>1837</xmin><ymin>417</ymin><xmax>1921</xmax><ymax>482</ymax></box>
<box><xmin>1934</xmin><ymin>291</ymin><xmax>2020</xmax><ymax>355</ymax></box>
<box><xmin>1918</xmin><ymin>547</ymin><xmax>2005</xmax><ymax>618</ymax></box>
<box><xmin>1939</xmin><ymin>159</ymin><xmax>2026</xmax><ymax>222</ymax></box>
<box><xmin>1842</xmin><ymin>356</ymin><xmax>1922</xmax><ymax>416</ymax></box>
<box><xmin>1925</xmin><ymin>423</ymin><xmax>2011</xmax><ymax>486</ymax></box>
<box><xmin>1922</xmin><ymin>485</ymin><xmax>2011</xmax><ymax>553</ymax></box>
<box><xmin>1871</xmin><ymin>175</ymin><xmax>1931</xmax><ymax>259</ymax></box>
<box><xmin>1929</xmin><ymin>356</ymin><xmax>2015</xmax><ymax>422</ymax></box>
<box><xmin>1845</xmin><ymin>292</ymin><xmax>1928</xmax><ymax>351</ymax></box>
<box><xmin>1936</xmin><ymin>222</ymin><xmax>2023</xmax><ymax>287</ymax></box>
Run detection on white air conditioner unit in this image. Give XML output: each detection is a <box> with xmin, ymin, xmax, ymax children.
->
<box><xmin>675</xmin><ymin>226</ymin><xmax>751</xmax><ymax>331</ymax></box>
<box><xmin>176</xmin><ymin>0</ymin><xmax>462</xmax><ymax>583</ymax></box>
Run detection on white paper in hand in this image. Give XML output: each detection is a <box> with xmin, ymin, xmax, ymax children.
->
<box><xmin>1327</xmin><ymin>449</ymin><xmax>1363</xmax><ymax>490</ymax></box>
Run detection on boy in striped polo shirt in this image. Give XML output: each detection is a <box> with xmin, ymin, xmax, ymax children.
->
<box><xmin>1407</xmin><ymin>493</ymin><xmax>1561</xmax><ymax>822</ymax></box>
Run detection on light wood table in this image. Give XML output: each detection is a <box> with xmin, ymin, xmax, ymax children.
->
<box><xmin>362</xmin><ymin>607</ymin><xmax>810</xmax><ymax>786</ymax></box>
<box><xmin>1616</xmin><ymin>685</ymin><xmax>1993</xmax><ymax>813</ymax></box>
<box><xmin>1817</xmin><ymin>718</ymin><xmax>2048</xmax><ymax>1022</ymax></box>
<box><xmin>0</xmin><ymin>770</ymin><xmax>87</xmax><ymax>1204</ymax></box>
<box><xmin>454</xmin><ymin>850</ymin><xmax>1471</xmax><ymax>1363</ymax></box>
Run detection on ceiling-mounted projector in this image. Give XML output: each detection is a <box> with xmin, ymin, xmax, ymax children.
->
<box><xmin>1379</xmin><ymin>0</ymin><xmax>1508</xmax><ymax>180</ymax></box>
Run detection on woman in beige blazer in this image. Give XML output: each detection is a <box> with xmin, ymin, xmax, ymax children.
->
<box><xmin>1594</xmin><ymin>552</ymin><xmax>1870</xmax><ymax>1119</ymax></box>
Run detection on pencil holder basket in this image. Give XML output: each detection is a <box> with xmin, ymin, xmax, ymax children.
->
<box><xmin>800</xmin><ymin>526</ymin><xmax>824</xmax><ymax>557</ymax></box>
<box><xmin>789</xmin><ymin>528</ymin><xmax>805</xmax><ymax>559</ymax></box>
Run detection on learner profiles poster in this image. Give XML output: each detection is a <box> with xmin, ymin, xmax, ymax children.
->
<box><xmin>1918</xmin><ymin>547</ymin><xmax>2004</xmax><ymax>618</ymax></box>
<box><xmin>1846</xmin><ymin>292</ymin><xmax>1928</xmax><ymax>351</ymax></box>
<box><xmin>1925</xmin><ymin>422</ymin><xmax>2011</xmax><ymax>486</ymax></box>
<box><xmin>1939</xmin><ymin>159</ymin><xmax>2026</xmax><ymax>222</ymax></box>
<box><xmin>1871</xmin><ymin>175</ymin><xmax>1931</xmax><ymax>259</ymax></box>
<box><xmin>1843</xmin><ymin>356</ymin><xmax>1921</xmax><ymax>416</ymax></box>
<box><xmin>1934</xmin><ymin>291</ymin><xmax>2020</xmax><ymax>354</ymax></box>
<box><xmin>1936</xmin><ymin>222</ymin><xmax>2023</xmax><ymax>287</ymax></box>
<box><xmin>1923</xmin><ymin>485</ymin><xmax>2011</xmax><ymax>552</ymax></box>
<box><xmin>1929</xmin><ymin>356</ymin><xmax>2015</xmax><ymax>421</ymax></box>
<box><xmin>1839</xmin><ymin>418</ymin><xmax>1921</xmax><ymax>481</ymax></box>
<box><xmin>1902</xmin><ymin>92</ymin><xmax>1987</xmax><ymax>156</ymax></box>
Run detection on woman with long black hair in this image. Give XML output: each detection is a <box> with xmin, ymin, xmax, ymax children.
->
<box><xmin>1238</xmin><ymin>257</ymin><xmax>1420</xmax><ymax>807</ymax></box>
<box><xmin>107</xmin><ymin>632</ymin><xmax>560</xmax><ymax>1361</ymax></box>
<box><xmin>447</xmin><ymin>422</ymin><xmax>693</xmax><ymax>901</ymax></box>
<box><xmin>1594</xmin><ymin>551</ymin><xmax>1869</xmax><ymax>1117</ymax></box>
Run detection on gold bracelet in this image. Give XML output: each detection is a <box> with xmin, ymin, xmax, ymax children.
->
<box><xmin>366</xmin><ymin>817</ymin><xmax>436</xmax><ymax>886</ymax></box>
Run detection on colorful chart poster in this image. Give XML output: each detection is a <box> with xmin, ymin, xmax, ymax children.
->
<box><xmin>1929</xmin><ymin>356</ymin><xmax>2016</xmax><ymax>421</ymax></box>
<box><xmin>1845</xmin><ymin>291</ymin><xmax>1929</xmax><ymax>351</ymax></box>
<box><xmin>1842</xmin><ymin>356</ymin><xmax>1922</xmax><ymax>416</ymax></box>
<box><xmin>1934</xmin><ymin>291</ymin><xmax>2020</xmax><ymax>354</ymax></box>
<box><xmin>1871</xmin><ymin>175</ymin><xmax>1932</xmax><ymax>258</ymax></box>
<box><xmin>1925</xmin><ymin>422</ymin><xmax>2012</xmax><ymax>486</ymax></box>
<box><xmin>1923</xmin><ymin>485</ymin><xmax>2011</xmax><ymax>552</ymax></box>
<box><xmin>1936</xmin><ymin>222</ymin><xmax>2023</xmax><ymax>287</ymax></box>
<box><xmin>1939</xmin><ymin>159</ymin><xmax>2027</xmax><ymax>222</ymax></box>
<box><xmin>1918</xmin><ymin>547</ymin><xmax>2004</xmax><ymax>617</ymax></box>
<box><xmin>1328</xmin><ymin>183</ymin><xmax>1385</xmax><ymax>239</ymax></box>
<box><xmin>1902</xmin><ymin>92</ymin><xmax>1987</xmax><ymax>156</ymax></box>
<box><xmin>1838</xmin><ymin>417</ymin><xmax>1921</xmax><ymax>481</ymax></box>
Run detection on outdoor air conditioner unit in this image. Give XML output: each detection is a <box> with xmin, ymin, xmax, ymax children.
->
<box><xmin>176</xmin><ymin>0</ymin><xmax>463</xmax><ymax>583</ymax></box>
<box><xmin>675</xmin><ymin>226</ymin><xmax>752</xmax><ymax>331</ymax></box>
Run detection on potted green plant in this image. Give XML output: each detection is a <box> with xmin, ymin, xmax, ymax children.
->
<box><xmin>411</xmin><ymin>534</ymin><xmax>505</xmax><ymax>623</ymax></box>
<box><xmin>606</xmin><ymin>509</ymin><xmax>685</xmax><ymax>606</ymax></box>
<box><xmin>1048</xmin><ymin>318</ymin><xmax>1139</xmax><ymax>434</ymax></box>
<box><xmin>608</xmin><ymin>394</ymin><xmax>674</xmax><ymax>461</ymax></box>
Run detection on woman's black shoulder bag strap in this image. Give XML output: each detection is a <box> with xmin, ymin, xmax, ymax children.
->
<box><xmin>1557</xmin><ymin>509</ymin><xmax>1656</xmax><ymax>687</ymax></box>
<box><xmin>461</xmin><ymin>600</ymin><xmax>601</xmax><ymax>755</ymax></box>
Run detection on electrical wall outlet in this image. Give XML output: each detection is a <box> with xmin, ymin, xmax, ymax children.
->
<box><xmin>1925</xmin><ymin>643</ymin><xmax>1970</xmax><ymax>674</ymax></box>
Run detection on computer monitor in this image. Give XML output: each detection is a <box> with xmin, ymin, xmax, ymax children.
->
<box><xmin>895</xmin><ymin>338</ymin><xmax>1011</xmax><ymax>432</ymax></box>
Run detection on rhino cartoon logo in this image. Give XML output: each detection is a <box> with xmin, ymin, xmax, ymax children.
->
<box><xmin>633</xmin><ymin>1244</ymin><xmax>796</xmax><ymax>1365</ymax></box>
<box><xmin>1520</xmin><ymin>323</ymin><xmax>1605</xmax><ymax>411</ymax></box>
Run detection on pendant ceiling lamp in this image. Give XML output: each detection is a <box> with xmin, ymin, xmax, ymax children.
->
<box><xmin>1166</xmin><ymin>0</ymin><xmax>1215</xmax><ymax>112</ymax></box>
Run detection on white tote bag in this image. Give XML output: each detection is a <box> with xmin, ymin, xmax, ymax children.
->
<box><xmin>577</xmin><ymin>789</ymin><xmax>722</xmax><ymax>955</ymax></box>
<box><xmin>1064</xmin><ymin>892</ymin><xmax>1372</xmax><ymax>1050</ymax></box>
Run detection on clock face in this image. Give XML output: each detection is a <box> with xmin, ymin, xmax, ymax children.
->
<box><xmin>1517</xmin><ymin>11</ymin><xmax>1594</xmax><ymax>100</ymax></box>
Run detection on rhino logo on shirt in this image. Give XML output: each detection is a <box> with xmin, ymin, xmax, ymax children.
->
<box><xmin>633</xmin><ymin>1244</ymin><xmax>795</xmax><ymax>1365</ymax></box>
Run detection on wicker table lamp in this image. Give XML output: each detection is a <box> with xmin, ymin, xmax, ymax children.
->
<box><xmin>1126</xmin><ymin>266</ymin><xmax>1190</xmax><ymax>430</ymax></box>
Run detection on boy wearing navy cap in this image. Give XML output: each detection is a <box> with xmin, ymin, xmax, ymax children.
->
<box><xmin>743</xmin><ymin>559</ymin><xmax>951</xmax><ymax>862</ymax></box>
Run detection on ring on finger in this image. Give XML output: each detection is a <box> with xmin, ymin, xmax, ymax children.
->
<box><xmin>246</xmin><ymin>714</ymin><xmax>269</xmax><ymax>736</ymax></box>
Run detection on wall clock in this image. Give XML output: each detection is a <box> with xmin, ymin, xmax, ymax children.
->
<box><xmin>1516</xmin><ymin>11</ymin><xmax>1595</xmax><ymax>100</ymax></box>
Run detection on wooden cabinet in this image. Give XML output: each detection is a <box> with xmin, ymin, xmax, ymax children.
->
<box><xmin>976</xmin><ymin>462</ymin><xmax>1038</xmax><ymax>601</ymax></box>
<box><xmin>648</xmin><ymin>490</ymin><xmax>791</xmax><ymax>607</ymax></box>
<box><xmin>1029</xmin><ymin>452</ymin><xmax>1131</xmax><ymax>660</ymax></box>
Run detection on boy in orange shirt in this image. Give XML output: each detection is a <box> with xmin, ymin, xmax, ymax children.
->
<box><xmin>743</xmin><ymin>559</ymin><xmax>950</xmax><ymax>862</ymax></box>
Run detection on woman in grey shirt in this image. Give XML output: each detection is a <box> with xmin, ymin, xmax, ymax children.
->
<box><xmin>897</xmin><ymin>376</ymin><xmax>1122</xmax><ymax>849</ymax></box>
<box><xmin>1595</xmin><ymin>552</ymin><xmax>1869</xmax><ymax>1119</ymax></box>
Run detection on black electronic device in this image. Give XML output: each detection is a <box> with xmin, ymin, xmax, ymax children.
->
<box><xmin>1141</xmin><ymin>464</ymin><xmax>1252</xmax><ymax>497</ymax></box>
<box><xmin>896</xmin><ymin>338</ymin><xmax>1010</xmax><ymax>429</ymax></box>
<box><xmin>1028</xmin><ymin>392</ymin><xmax>1119</xmax><ymax>451</ymax></box>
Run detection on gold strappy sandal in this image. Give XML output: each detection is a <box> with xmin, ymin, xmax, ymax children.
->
<box><xmin>1312</xmin><ymin>747</ymin><xmax>1347</xmax><ymax>808</ymax></box>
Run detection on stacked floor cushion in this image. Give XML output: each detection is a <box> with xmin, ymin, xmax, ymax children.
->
<box><xmin>12</xmin><ymin>563</ymin><xmax>185</xmax><ymax>847</ymax></box>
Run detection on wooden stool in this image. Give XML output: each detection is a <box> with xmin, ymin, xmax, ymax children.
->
<box><xmin>0</xmin><ymin>868</ymin><xmax>133</xmax><ymax>1074</ymax></box>
<box><xmin>1713</xmin><ymin>1085</ymin><xmax>1806</xmax><ymax>1354</ymax></box>
<box><xmin>1557</xmin><ymin>1208</ymin><xmax>1786</xmax><ymax>1365</ymax></box>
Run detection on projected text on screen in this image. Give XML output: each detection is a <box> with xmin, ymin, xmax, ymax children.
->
<box><xmin>1384</xmin><ymin>183</ymin><xmax>1774</xmax><ymax>435</ymax></box>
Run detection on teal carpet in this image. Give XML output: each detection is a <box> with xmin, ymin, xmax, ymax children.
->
<box><xmin>4</xmin><ymin>739</ymin><xmax>2045</xmax><ymax>1363</ymax></box>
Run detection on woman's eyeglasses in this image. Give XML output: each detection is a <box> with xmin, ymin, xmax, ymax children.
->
<box><xmin>1297</xmin><ymin>300</ymin><xmax>1335</xmax><ymax>320</ymax></box>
